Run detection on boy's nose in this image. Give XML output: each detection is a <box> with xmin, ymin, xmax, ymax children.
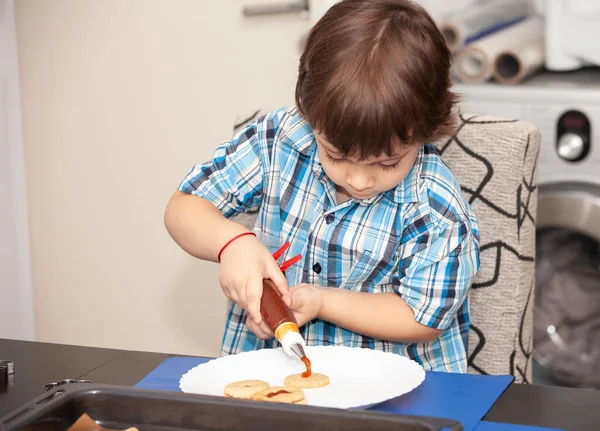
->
<box><xmin>346</xmin><ymin>169</ymin><xmax>374</xmax><ymax>192</ymax></box>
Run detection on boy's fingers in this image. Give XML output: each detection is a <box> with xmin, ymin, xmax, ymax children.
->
<box><xmin>259</xmin><ymin>320</ymin><xmax>274</xmax><ymax>337</ymax></box>
<box><xmin>226</xmin><ymin>288</ymin><xmax>238</xmax><ymax>304</ymax></box>
<box><xmin>247</xmin><ymin>320</ymin><xmax>263</xmax><ymax>339</ymax></box>
<box><xmin>246</xmin><ymin>278</ymin><xmax>263</xmax><ymax>324</ymax></box>
<box><xmin>286</xmin><ymin>292</ymin><xmax>300</xmax><ymax>310</ymax></box>
<box><xmin>248</xmin><ymin>319</ymin><xmax>272</xmax><ymax>340</ymax></box>
<box><xmin>268</xmin><ymin>263</ymin><xmax>290</xmax><ymax>300</ymax></box>
<box><xmin>288</xmin><ymin>283</ymin><xmax>306</xmax><ymax>293</ymax></box>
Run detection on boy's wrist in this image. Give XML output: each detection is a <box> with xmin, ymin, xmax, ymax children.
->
<box><xmin>216</xmin><ymin>223</ymin><xmax>255</xmax><ymax>262</ymax></box>
<box><xmin>217</xmin><ymin>231</ymin><xmax>256</xmax><ymax>262</ymax></box>
<box><xmin>314</xmin><ymin>286</ymin><xmax>328</xmax><ymax>320</ymax></box>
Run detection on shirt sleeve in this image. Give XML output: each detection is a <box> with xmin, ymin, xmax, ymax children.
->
<box><xmin>177</xmin><ymin>113</ymin><xmax>280</xmax><ymax>218</ymax></box>
<box><xmin>393</xmin><ymin>216</ymin><xmax>480</xmax><ymax>330</ymax></box>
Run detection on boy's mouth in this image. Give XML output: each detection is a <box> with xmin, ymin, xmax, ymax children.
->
<box><xmin>348</xmin><ymin>189</ymin><xmax>374</xmax><ymax>200</ymax></box>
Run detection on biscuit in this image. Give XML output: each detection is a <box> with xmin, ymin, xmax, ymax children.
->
<box><xmin>251</xmin><ymin>386</ymin><xmax>305</xmax><ymax>404</ymax></box>
<box><xmin>284</xmin><ymin>372</ymin><xmax>330</xmax><ymax>389</ymax></box>
<box><xmin>224</xmin><ymin>380</ymin><xmax>270</xmax><ymax>399</ymax></box>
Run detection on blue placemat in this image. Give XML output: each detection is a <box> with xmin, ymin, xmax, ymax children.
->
<box><xmin>374</xmin><ymin>370</ymin><xmax>513</xmax><ymax>431</ymax></box>
<box><xmin>135</xmin><ymin>357</ymin><xmax>513</xmax><ymax>431</ymax></box>
<box><xmin>135</xmin><ymin>357</ymin><xmax>210</xmax><ymax>391</ymax></box>
<box><xmin>475</xmin><ymin>421</ymin><xmax>565</xmax><ymax>431</ymax></box>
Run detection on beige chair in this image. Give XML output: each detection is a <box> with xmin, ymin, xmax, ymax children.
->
<box><xmin>434</xmin><ymin>113</ymin><xmax>541</xmax><ymax>383</ymax></box>
<box><xmin>233</xmin><ymin>111</ymin><xmax>541</xmax><ymax>382</ymax></box>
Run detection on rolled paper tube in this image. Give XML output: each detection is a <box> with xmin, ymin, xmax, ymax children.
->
<box><xmin>454</xmin><ymin>16</ymin><xmax>544</xmax><ymax>84</ymax></box>
<box><xmin>493</xmin><ymin>37</ymin><xmax>545</xmax><ymax>85</ymax></box>
<box><xmin>439</xmin><ymin>0</ymin><xmax>532</xmax><ymax>53</ymax></box>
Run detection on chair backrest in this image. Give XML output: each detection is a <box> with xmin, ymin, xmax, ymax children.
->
<box><xmin>433</xmin><ymin>114</ymin><xmax>541</xmax><ymax>383</ymax></box>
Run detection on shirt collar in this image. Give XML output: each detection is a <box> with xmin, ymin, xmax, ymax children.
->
<box><xmin>280</xmin><ymin>109</ymin><xmax>317</xmax><ymax>155</ymax></box>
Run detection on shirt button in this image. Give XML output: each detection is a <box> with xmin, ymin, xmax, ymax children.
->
<box><xmin>325</xmin><ymin>213</ymin><xmax>335</xmax><ymax>224</ymax></box>
<box><xmin>312</xmin><ymin>263</ymin><xmax>322</xmax><ymax>274</ymax></box>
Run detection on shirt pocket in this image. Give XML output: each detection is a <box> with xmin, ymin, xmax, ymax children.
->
<box><xmin>343</xmin><ymin>249</ymin><xmax>397</xmax><ymax>292</ymax></box>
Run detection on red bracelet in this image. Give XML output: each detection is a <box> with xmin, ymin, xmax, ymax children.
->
<box><xmin>217</xmin><ymin>232</ymin><xmax>257</xmax><ymax>262</ymax></box>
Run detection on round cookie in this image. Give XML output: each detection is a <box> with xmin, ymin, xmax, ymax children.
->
<box><xmin>224</xmin><ymin>380</ymin><xmax>270</xmax><ymax>399</ymax></box>
<box><xmin>284</xmin><ymin>372</ymin><xmax>330</xmax><ymax>389</ymax></box>
<box><xmin>252</xmin><ymin>386</ymin><xmax>305</xmax><ymax>404</ymax></box>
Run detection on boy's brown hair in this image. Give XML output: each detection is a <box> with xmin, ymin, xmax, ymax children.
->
<box><xmin>295</xmin><ymin>0</ymin><xmax>457</xmax><ymax>159</ymax></box>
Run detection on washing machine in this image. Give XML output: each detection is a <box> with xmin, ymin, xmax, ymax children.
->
<box><xmin>454</xmin><ymin>69</ymin><xmax>600</xmax><ymax>389</ymax></box>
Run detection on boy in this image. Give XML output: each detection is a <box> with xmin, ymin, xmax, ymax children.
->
<box><xmin>164</xmin><ymin>0</ymin><xmax>479</xmax><ymax>372</ymax></box>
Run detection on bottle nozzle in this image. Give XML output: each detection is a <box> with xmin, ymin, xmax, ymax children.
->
<box><xmin>289</xmin><ymin>343</ymin><xmax>306</xmax><ymax>361</ymax></box>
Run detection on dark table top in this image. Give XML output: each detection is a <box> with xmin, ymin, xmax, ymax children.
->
<box><xmin>1</xmin><ymin>338</ymin><xmax>599</xmax><ymax>431</ymax></box>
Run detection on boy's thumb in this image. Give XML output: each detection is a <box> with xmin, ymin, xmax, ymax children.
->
<box><xmin>285</xmin><ymin>290</ymin><xmax>300</xmax><ymax>310</ymax></box>
<box><xmin>269</xmin><ymin>265</ymin><xmax>290</xmax><ymax>300</ymax></box>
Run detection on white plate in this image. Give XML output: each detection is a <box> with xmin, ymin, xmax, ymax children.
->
<box><xmin>179</xmin><ymin>345</ymin><xmax>425</xmax><ymax>409</ymax></box>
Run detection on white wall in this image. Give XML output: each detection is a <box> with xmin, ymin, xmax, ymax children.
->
<box><xmin>0</xmin><ymin>0</ymin><xmax>35</xmax><ymax>341</ymax></box>
<box><xmin>13</xmin><ymin>0</ymin><xmax>543</xmax><ymax>355</ymax></box>
<box><xmin>15</xmin><ymin>0</ymin><xmax>310</xmax><ymax>356</ymax></box>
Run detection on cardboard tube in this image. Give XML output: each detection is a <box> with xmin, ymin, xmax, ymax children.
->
<box><xmin>439</xmin><ymin>0</ymin><xmax>532</xmax><ymax>53</ymax></box>
<box><xmin>493</xmin><ymin>38</ymin><xmax>545</xmax><ymax>85</ymax></box>
<box><xmin>455</xmin><ymin>16</ymin><xmax>544</xmax><ymax>84</ymax></box>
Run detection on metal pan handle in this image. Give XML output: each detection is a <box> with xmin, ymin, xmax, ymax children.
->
<box><xmin>0</xmin><ymin>382</ymin><xmax>94</xmax><ymax>430</ymax></box>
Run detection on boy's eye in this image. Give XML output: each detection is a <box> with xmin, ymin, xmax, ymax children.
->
<box><xmin>379</xmin><ymin>162</ymin><xmax>400</xmax><ymax>171</ymax></box>
<box><xmin>325</xmin><ymin>150</ymin><xmax>400</xmax><ymax>170</ymax></box>
<box><xmin>325</xmin><ymin>152</ymin><xmax>344</xmax><ymax>164</ymax></box>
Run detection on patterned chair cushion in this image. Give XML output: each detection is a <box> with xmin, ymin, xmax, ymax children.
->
<box><xmin>434</xmin><ymin>114</ymin><xmax>540</xmax><ymax>382</ymax></box>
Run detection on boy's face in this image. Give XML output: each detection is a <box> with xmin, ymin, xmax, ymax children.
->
<box><xmin>314</xmin><ymin>133</ymin><xmax>420</xmax><ymax>201</ymax></box>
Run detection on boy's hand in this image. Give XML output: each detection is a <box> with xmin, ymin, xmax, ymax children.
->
<box><xmin>246</xmin><ymin>283</ymin><xmax>323</xmax><ymax>340</ymax></box>
<box><xmin>218</xmin><ymin>233</ymin><xmax>290</xmax><ymax>324</ymax></box>
<box><xmin>246</xmin><ymin>318</ymin><xmax>274</xmax><ymax>340</ymax></box>
<box><xmin>288</xmin><ymin>284</ymin><xmax>323</xmax><ymax>327</ymax></box>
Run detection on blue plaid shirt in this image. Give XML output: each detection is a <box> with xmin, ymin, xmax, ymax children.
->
<box><xmin>178</xmin><ymin>106</ymin><xmax>480</xmax><ymax>372</ymax></box>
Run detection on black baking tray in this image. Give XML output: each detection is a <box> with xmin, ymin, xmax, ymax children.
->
<box><xmin>0</xmin><ymin>383</ymin><xmax>463</xmax><ymax>431</ymax></box>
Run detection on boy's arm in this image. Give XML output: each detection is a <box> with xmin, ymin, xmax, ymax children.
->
<box><xmin>164</xmin><ymin>192</ymin><xmax>251</xmax><ymax>262</ymax></box>
<box><xmin>318</xmin><ymin>289</ymin><xmax>442</xmax><ymax>343</ymax></box>
<box><xmin>164</xmin><ymin>113</ymin><xmax>279</xmax><ymax>261</ymax></box>
<box><xmin>164</xmin><ymin>113</ymin><xmax>291</xmax><ymax>322</ymax></box>
<box><xmin>290</xmin><ymin>217</ymin><xmax>479</xmax><ymax>344</ymax></box>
